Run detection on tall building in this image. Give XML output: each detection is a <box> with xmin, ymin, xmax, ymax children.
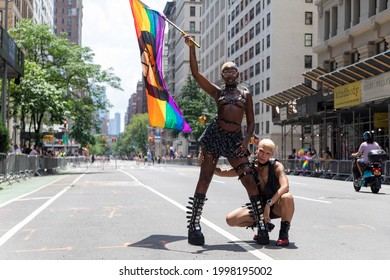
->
<box><xmin>54</xmin><ymin>0</ymin><xmax>83</xmax><ymax>44</ymax></box>
<box><xmin>162</xmin><ymin>1</ymin><xmax>318</xmax><ymax>156</ymax></box>
<box><xmin>33</xmin><ymin>0</ymin><xmax>55</xmax><ymax>29</ymax></box>
<box><xmin>169</xmin><ymin>0</ymin><xmax>202</xmax><ymax>97</ymax></box>
<box><xmin>125</xmin><ymin>80</ymin><xmax>147</xmax><ymax>126</ymax></box>
<box><xmin>0</xmin><ymin>0</ymin><xmax>33</xmax><ymax>29</ymax></box>
<box><xmin>271</xmin><ymin>0</ymin><xmax>390</xmax><ymax>159</ymax></box>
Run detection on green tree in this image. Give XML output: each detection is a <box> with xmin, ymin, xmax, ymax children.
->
<box><xmin>122</xmin><ymin>114</ymin><xmax>149</xmax><ymax>155</ymax></box>
<box><xmin>9</xmin><ymin>19</ymin><xmax>122</xmax><ymax>145</ymax></box>
<box><xmin>176</xmin><ymin>76</ymin><xmax>217</xmax><ymax>142</ymax></box>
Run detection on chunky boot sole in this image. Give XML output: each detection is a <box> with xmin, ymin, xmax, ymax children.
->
<box><xmin>188</xmin><ymin>230</ymin><xmax>205</xmax><ymax>246</ymax></box>
<box><xmin>256</xmin><ymin>231</ymin><xmax>270</xmax><ymax>245</ymax></box>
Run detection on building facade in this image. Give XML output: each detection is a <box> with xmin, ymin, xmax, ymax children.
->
<box><xmin>267</xmin><ymin>0</ymin><xmax>390</xmax><ymax>159</ymax></box>
<box><xmin>54</xmin><ymin>0</ymin><xmax>83</xmax><ymax>44</ymax></box>
<box><xmin>33</xmin><ymin>0</ymin><xmax>55</xmax><ymax>29</ymax></box>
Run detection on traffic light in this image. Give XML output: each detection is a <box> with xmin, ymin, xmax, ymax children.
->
<box><xmin>63</xmin><ymin>120</ymin><xmax>68</xmax><ymax>129</ymax></box>
<box><xmin>250</xmin><ymin>136</ymin><xmax>255</xmax><ymax>144</ymax></box>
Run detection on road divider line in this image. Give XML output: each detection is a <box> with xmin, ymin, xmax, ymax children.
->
<box><xmin>0</xmin><ymin>173</ymin><xmax>86</xmax><ymax>248</ymax></box>
<box><xmin>119</xmin><ymin>169</ymin><xmax>273</xmax><ymax>260</ymax></box>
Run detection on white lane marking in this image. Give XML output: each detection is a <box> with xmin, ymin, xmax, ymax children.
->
<box><xmin>212</xmin><ymin>179</ymin><xmax>225</xmax><ymax>184</ymax></box>
<box><xmin>0</xmin><ymin>174</ymin><xmax>86</xmax><ymax>248</ymax></box>
<box><xmin>119</xmin><ymin>169</ymin><xmax>273</xmax><ymax>260</ymax></box>
<box><xmin>17</xmin><ymin>197</ymin><xmax>52</xmax><ymax>201</ymax></box>
<box><xmin>0</xmin><ymin>176</ymin><xmax>67</xmax><ymax>209</ymax></box>
<box><xmin>294</xmin><ymin>195</ymin><xmax>332</xmax><ymax>204</ymax></box>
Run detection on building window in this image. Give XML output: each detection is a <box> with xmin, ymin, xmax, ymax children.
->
<box><xmin>377</xmin><ymin>40</ymin><xmax>388</xmax><ymax>53</ymax></box>
<box><xmin>190</xmin><ymin>21</ymin><xmax>196</xmax><ymax>31</ymax></box>
<box><xmin>256</xmin><ymin>2</ymin><xmax>261</xmax><ymax>14</ymax></box>
<box><xmin>266</xmin><ymin>121</ymin><xmax>270</xmax><ymax>134</ymax></box>
<box><xmin>351</xmin><ymin>51</ymin><xmax>360</xmax><ymax>63</ymax></box>
<box><xmin>305</xmin><ymin>33</ymin><xmax>313</xmax><ymax>46</ymax></box>
<box><xmin>304</xmin><ymin>55</ymin><xmax>312</xmax><ymax>68</ymax></box>
<box><xmin>256</xmin><ymin>22</ymin><xmax>261</xmax><ymax>35</ymax></box>
<box><xmin>190</xmin><ymin>6</ymin><xmax>196</xmax><ymax>17</ymax></box>
<box><xmin>266</xmin><ymin>77</ymin><xmax>270</xmax><ymax>90</ymax></box>
<box><xmin>267</xmin><ymin>13</ymin><xmax>271</xmax><ymax>26</ymax></box>
<box><xmin>255</xmin><ymin>62</ymin><xmax>260</xmax><ymax>74</ymax></box>
<box><xmin>255</xmin><ymin>42</ymin><xmax>260</xmax><ymax>54</ymax></box>
<box><xmin>255</xmin><ymin>82</ymin><xmax>260</xmax><ymax>95</ymax></box>
<box><xmin>255</xmin><ymin>102</ymin><xmax>260</xmax><ymax>114</ymax></box>
<box><xmin>305</xmin><ymin>12</ymin><xmax>313</xmax><ymax>25</ymax></box>
<box><xmin>305</xmin><ymin>0</ymin><xmax>313</xmax><ymax>2</ymax></box>
<box><xmin>266</xmin><ymin>56</ymin><xmax>270</xmax><ymax>69</ymax></box>
<box><xmin>266</xmin><ymin>34</ymin><xmax>270</xmax><ymax>48</ymax></box>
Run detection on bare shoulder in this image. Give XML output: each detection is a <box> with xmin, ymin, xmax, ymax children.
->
<box><xmin>274</xmin><ymin>160</ymin><xmax>286</xmax><ymax>173</ymax></box>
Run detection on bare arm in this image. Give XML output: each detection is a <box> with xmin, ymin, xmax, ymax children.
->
<box><xmin>185</xmin><ymin>36</ymin><xmax>220</xmax><ymax>100</ymax></box>
<box><xmin>242</xmin><ymin>91</ymin><xmax>255</xmax><ymax>149</ymax></box>
<box><xmin>268</xmin><ymin>162</ymin><xmax>289</xmax><ymax>205</ymax></box>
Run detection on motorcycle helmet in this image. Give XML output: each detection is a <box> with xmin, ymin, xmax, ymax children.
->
<box><xmin>363</xmin><ymin>131</ymin><xmax>372</xmax><ymax>141</ymax></box>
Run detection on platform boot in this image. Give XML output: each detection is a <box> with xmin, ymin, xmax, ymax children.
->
<box><xmin>276</xmin><ymin>221</ymin><xmax>290</xmax><ymax>246</ymax></box>
<box><xmin>249</xmin><ymin>195</ymin><xmax>269</xmax><ymax>245</ymax></box>
<box><xmin>186</xmin><ymin>193</ymin><xmax>207</xmax><ymax>246</ymax></box>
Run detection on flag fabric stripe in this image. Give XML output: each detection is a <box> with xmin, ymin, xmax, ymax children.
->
<box><xmin>129</xmin><ymin>0</ymin><xmax>191</xmax><ymax>132</ymax></box>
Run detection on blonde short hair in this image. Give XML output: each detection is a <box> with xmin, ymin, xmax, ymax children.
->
<box><xmin>221</xmin><ymin>61</ymin><xmax>239</xmax><ymax>73</ymax></box>
<box><xmin>259</xmin><ymin>139</ymin><xmax>276</xmax><ymax>155</ymax></box>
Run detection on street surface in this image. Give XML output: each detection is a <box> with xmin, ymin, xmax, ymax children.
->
<box><xmin>1</xmin><ymin>160</ymin><xmax>390</xmax><ymax>260</ymax></box>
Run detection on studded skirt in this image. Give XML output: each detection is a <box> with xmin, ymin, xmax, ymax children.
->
<box><xmin>198</xmin><ymin>120</ymin><xmax>250</xmax><ymax>159</ymax></box>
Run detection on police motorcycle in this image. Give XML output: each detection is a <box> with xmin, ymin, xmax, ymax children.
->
<box><xmin>352</xmin><ymin>149</ymin><xmax>387</xmax><ymax>193</ymax></box>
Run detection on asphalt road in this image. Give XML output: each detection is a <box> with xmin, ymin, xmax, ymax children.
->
<box><xmin>1</xmin><ymin>160</ymin><xmax>390</xmax><ymax>261</ymax></box>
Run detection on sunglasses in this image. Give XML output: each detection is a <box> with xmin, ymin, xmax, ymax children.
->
<box><xmin>221</xmin><ymin>70</ymin><xmax>238</xmax><ymax>77</ymax></box>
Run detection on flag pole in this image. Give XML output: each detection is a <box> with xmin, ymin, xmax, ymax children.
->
<box><xmin>163</xmin><ymin>17</ymin><xmax>201</xmax><ymax>48</ymax></box>
<box><xmin>138</xmin><ymin>0</ymin><xmax>200</xmax><ymax>48</ymax></box>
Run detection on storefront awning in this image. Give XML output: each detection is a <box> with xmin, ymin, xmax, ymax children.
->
<box><xmin>317</xmin><ymin>50</ymin><xmax>390</xmax><ymax>88</ymax></box>
<box><xmin>260</xmin><ymin>83</ymin><xmax>317</xmax><ymax>107</ymax></box>
<box><xmin>302</xmin><ymin>66</ymin><xmax>328</xmax><ymax>83</ymax></box>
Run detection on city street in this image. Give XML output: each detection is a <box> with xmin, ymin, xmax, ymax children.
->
<box><xmin>1</xmin><ymin>160</ymin><xmax>390</xmax><ymax>261</ymax></box>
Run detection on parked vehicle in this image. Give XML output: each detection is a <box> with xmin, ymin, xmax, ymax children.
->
<box><xmin>352</xmin><ymin>149</ymin><xmax>387</xmax><ymax>193</ymax></box>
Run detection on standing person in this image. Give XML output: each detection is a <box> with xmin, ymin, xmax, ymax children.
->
<box><xmin>351</xmin><ymin>131</ymin><xmax>381</xmax><ymax>178</ymax></box>
<box><xmin>214</xmin><ymin>139</ymin><xmax>295</xmax><ymax>246</ymax></box>
<box><xmin>184</xmin><ymin>36</ymin><xmax>269</xmax><ymax>246</ymax></box>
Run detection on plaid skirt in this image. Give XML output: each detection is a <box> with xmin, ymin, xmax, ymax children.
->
<box><xmin>198</xmin><ymin>121</ymin><xmax>250</xmax><ymax>159</ymax></box>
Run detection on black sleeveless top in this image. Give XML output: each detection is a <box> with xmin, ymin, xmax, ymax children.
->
<box><xmin>250</xmin><ymin>158</ymin><xmax>280</xmax><ymax>201</ymax></box>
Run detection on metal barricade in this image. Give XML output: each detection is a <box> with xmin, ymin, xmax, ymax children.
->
<box><xmin>383</xmin><ymin>160</ymin><xmax>390</xmax><ymax>183</ymax></box>
<box><xmin>0</xmin><ymin>153</ymin><xmax>10</xmax><ymax>184</ymax></box>
<box><xmin>333</xmin><ymin>160</ymin><xmax>354</xmax><ymax>181</ymax></box>
<box><xmin>320</xmin><ymin>160</ymin><xmax>339</xmax><ymax>179</ymax></box>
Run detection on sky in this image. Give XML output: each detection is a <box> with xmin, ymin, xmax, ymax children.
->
<box><xmin>82</xmin><ymin>0</ymin><xmax>168</xmax><ymax>132</ymax></box>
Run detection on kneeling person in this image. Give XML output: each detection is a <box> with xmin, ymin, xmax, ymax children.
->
<box><xmin>215</xmin><ymin>139</ymin><xmax>295</xmax><ymax>246</ymax></box>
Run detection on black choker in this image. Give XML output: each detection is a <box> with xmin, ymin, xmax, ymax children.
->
<box><xmin>225</xmin><ymin>83</ymin><xmax>237</xmax><ymax>92</ymax></box>
<box><xmin>258</xmin><ymin>160</ymin><xmax>270</xmax><ymax>167</ymax></box>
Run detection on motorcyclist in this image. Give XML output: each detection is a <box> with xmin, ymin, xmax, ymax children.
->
<box><xmin>351</xmin><ymin>131</ymin><xmax>381</xmax><ymax>178</ymax></box>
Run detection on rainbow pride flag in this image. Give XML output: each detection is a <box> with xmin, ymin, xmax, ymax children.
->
<box><xmin>129</xmin><ymin>0</ymin><xmax>191</xmax><ymax>132</ymax></box>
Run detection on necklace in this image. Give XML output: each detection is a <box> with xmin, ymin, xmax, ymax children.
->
<box><xmin>224</xmin><ymin>83</ymin><xmax>237</xmax><ymax>92</ymax></box>
<box><xmin>257</xmin><ymin>160</ymin><xmax>270</xmax><ymax>173</ymax></box>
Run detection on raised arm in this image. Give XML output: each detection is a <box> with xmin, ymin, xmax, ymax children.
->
<box><xmin>242</xmin><ymin>91</ymin><xmax>255</xmax><ymax>149</ymax></box>
<box><xmin>185</xmin><ymin>36</ymin><xmax>220</xmax><ymax>100</ymax></box>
